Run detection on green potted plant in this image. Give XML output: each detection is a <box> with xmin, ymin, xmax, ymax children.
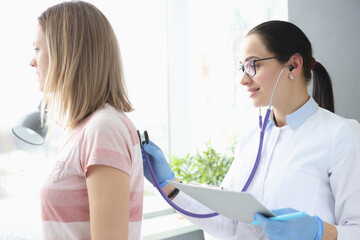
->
<box><xmin>169</xmin><ymin>137</ymin><xmax>237</xmax><ymax>186</ymax></box>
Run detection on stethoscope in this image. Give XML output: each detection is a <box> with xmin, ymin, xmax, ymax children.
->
<box><xmin>140</xmin><ymin>65</ymin><xmax>290</xmax><ymax>218</ymax></box>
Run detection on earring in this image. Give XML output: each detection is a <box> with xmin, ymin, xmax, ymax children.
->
<box><xmin>290</xmin><ymin>73</ymin><xmax>294</xmax><ymax>80</ymax></box>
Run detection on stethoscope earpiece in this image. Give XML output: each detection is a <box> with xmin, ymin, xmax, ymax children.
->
<box><xmin>289</xmin><ymin>65</ymin><xmax>294</xmax><ymax>71</ymax></box>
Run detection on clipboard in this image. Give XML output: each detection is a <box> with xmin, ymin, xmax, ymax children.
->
<box><xmin>168</xmin><ymin>181</ymin><xmax>274</xmax><ymax>224</ymax></box>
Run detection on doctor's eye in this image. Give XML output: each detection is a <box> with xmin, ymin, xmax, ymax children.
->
<box><xmin>238</xmin><ymin>64</ymin><xmax>244</xmax><ymax>72</ymax></box>
<box><xmin>34</xmin><ymin>47</ymin><xmax>39</xmax><ymax>53</ymax></box>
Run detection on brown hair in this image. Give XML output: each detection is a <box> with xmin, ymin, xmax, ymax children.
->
<box><xmin>38</xmin><ymin>1</ymin><xmax>133</xmax><ymax>128</ymax></box>
<box><xmin>248</xmin><ymin>20</ymin><xmax>334</xmax><ymax>112</ymax></box>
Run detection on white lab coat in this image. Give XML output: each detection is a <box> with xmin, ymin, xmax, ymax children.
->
<box><xmin>173</xmin><ymin>97</ymin><xmax>360</xmax><ymax>239</ymax></box>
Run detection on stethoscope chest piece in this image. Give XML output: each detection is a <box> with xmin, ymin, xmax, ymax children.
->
<box><xmin>137</xmin><ymin>130</ymin><xmax>149</xmax><ymax>146</ymax></box>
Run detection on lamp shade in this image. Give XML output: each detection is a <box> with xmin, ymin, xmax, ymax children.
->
<box><xmin>12</xmin><ymin>110</ymin><xmax>47</xmax><ymax>146</ymax></box>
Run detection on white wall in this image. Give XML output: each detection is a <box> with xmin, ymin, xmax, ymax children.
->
<box><xmin>288</xmin><ymin>0</ymin><xmax>360</xmax><ymax>121</ymax></box>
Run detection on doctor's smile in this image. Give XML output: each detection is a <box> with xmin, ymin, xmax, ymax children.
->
<box><xmin>140</xmin><ymin>19</ymin><xmax>360</xmax><ymax>240</ymax></box>
<box><xmin>6</xmin><ymin>0</ymin><xmax>359</xmax><ymax>239</ymax></box>
<box><xmin>247</xmin><ymin>88</ymin><xmax>260</xmax><ymax>98</ymax></box>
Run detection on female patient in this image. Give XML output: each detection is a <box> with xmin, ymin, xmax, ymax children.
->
<box><xmin>29</xmin><ymin>1</ymin><xmax>143</xmax><ymax>239</ymax></box>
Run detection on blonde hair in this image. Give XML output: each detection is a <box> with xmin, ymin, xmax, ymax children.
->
<box><xmin>38</xmin><ymin>1</ymin><xmax>133</xmax><ymax>128</ymax></box>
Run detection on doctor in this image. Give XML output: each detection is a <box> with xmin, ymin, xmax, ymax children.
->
<box><xmin>142</xmin><ymin>20</ymin><xmax>360</xmax><ymax>239</ymax></box>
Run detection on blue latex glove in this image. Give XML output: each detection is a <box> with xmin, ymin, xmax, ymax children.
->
<box><xmin>142</xmin><ymin>140</ymin><xmax>175</xmax><ymax>188</ymax></box>
<box><xmin>253</xmin><ymin>208</ymin><xmax>324</xmax><ymax>240</ymax></box>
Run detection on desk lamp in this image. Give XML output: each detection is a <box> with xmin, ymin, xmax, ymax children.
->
<box><xmin>12</xmin><ymin>107</ymin><xmax>47</xmax><ymax>145</ymax></box>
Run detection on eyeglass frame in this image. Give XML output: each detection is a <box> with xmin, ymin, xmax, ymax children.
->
<box><xmin>238</xmin><ymin>56</ymin><xmax>278</xmax><ymax>78</ymax></box>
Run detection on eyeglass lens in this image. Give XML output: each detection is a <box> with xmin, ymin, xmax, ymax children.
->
<box><xmin>244</xmin><ymin>61</ymin><xmax>255</xmax><ymax>77</ymax></box>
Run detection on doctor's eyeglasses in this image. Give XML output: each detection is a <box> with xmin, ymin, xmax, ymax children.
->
<box><xmin>238</xmin><ymin>56</ymin><xmax>277</xmax><ymax>78</ymax></box>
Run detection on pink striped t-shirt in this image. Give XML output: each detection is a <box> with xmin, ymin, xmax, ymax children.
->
<box><xmin>41</xmin><ymin>104</ymin><xmax>143</xmax><ymax>239</ymax></box>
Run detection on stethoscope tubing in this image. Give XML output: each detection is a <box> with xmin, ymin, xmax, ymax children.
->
<box><xmin>143</xmin><ymin>66</ymin><xmax>288</xmax><ymax>218</ymax></box>
<box><xmin>241</xmin><ymin>108</ymin><xmax>271</xmax><ymax>192</ymax></box>
<box><xmin>242</xmin><ymin>66</ymin><xmax>286</xmax><ymax>191</ymax></box>
<box><xmin>143</xmin><ymin>149</ymin><xmax>219</xmax><ymax>218</ymax></box>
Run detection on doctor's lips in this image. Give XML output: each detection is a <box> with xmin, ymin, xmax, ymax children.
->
<box><xmin>248</xmin><ymin>88</ymin><xmax>260</xmax><ymax>98</ymax></box>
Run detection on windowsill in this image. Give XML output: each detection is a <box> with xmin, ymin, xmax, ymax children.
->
<box><xmin>0</xmin><ymin>195</ymin><xmax>43</xmax><ymax>239</ymax></box>
<box><xmin>142</xmin><ymin>212</ymin><xmax>202</xmax><ymax>239</ymax></box>
<box><xmin>142</xmin><ymin>185</ymin><xmax>204</xmax><ymax>239</ymax></box>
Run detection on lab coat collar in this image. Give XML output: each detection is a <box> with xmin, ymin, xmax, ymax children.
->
<box><xmin>268</xmin><ymin>97</ymin><xmax>318</xmax><ymax>130</ymax></box>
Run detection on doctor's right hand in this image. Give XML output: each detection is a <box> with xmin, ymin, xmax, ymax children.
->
<box><xmin>253</xmin><ymin>208</ymin><xmax>324</xmax><ymax>240</ymax></box>
<box><xmin>142</xmin><ymin>140</ymin><xmax>175</xmax><ymax>188</ymax></box>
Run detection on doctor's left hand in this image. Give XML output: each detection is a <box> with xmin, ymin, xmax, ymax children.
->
<box><xmin>141</xmin><ymin>140</ymin><xmax>175</xmax><ymax>188</ymax></box>
<box><xmin>253</xmin><ymin>208</ymin><xmax>324</xmax><ymax>240</ymax></box>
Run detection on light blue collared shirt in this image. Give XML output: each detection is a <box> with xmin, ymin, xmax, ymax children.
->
<box><xmin>268</xmin><ymin>96</ymin><xmax>318</xmax><ymax>130</ymax></box>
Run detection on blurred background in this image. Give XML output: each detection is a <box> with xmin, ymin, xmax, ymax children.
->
<box><xmin>0</xmin><ymin>0</ymin><xmax>358</xmax><ymax>239</ymax></box>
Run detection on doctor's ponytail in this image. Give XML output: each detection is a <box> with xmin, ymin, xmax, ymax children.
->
<box><xmin>248</xmin><ymin>20</ymin><xmax>335</xmax><ymax>113</ymax></box>
<box><xmin>312</xmin><ymin>60</ymin><xmax>334</xmax><ymax>113</ymax></box>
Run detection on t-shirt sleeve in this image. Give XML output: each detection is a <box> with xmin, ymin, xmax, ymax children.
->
<box><xmin>79</xmin><ymin>112</ymin><xmax>133</xmax><ymax>176</ymax></box>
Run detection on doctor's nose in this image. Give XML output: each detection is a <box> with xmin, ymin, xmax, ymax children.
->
<box><xmin>29</xmin><ymin>57</ymin><xmax>36</xmax><ymax>68</ymax></box>
<box><xmin>240</xmin><ymin>73</ymin><xmax>251</xmax><ymax>86</ymax></box>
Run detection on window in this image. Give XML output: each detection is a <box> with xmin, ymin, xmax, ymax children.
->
<box><xmin>0</xmin><ymin>0</ymin><xmax>287</xmax><ymax>238</ymax></box>
<box><xmin>167</xmin><ymin>0</ymin><xmax>288</xmax><ymax>157</ymax></box>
